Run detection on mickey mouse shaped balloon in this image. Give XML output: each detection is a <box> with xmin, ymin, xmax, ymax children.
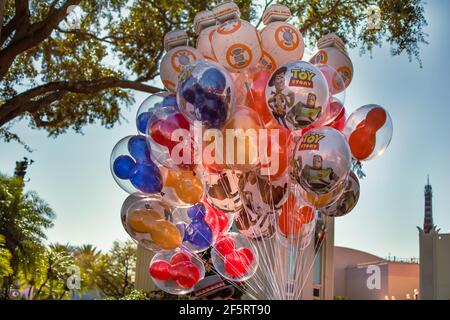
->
<box><xmin>343</xmin><ymin>104</ymin><xmax>393</xmax><ymax>161</ymax></box>
<box><xmin>149</xmin><ymin>248</ymin><xmax>205</xmax><ymax>295</ymax></box>
<box><xmin>120</xmin><ymin>195</ymin><xmax>183</xmax><ymax>252</ymax></box>
<box><xmin>211</xmin><ymin>232</ymin><xmax>259</xmax><ymax>282</ymax></box>
<box><xmin>259</xmin><ymin>4</ymin><xmax>304</xmax><ymax>73</ymax></box>
<box><xmin>194</xmin><ymin>10</ymin><xmax>217</xmax><ymax>61</ymax></box>
<box><xmin>111</xmin><ymin>135</ymin><xmax>162</xmax><ymax>195</ymax></box>
<box><xmin>210</xmin><ymin>1</ymin><xmax>262</xmax><ymax>73</ymax></box>
<box><xmin>175</xmin><ymin>203</ymin><xmax>219</xmax><ymax>252</ymax></box>
<box><xmin>177</xmin><ymin>60</ymin><xmax>235</xmax><ymax>129</ymax></box>
<box><xmin>160</xmin><ymin>29</ymin><xmax>204</xmax><ymax>92</ymax></box>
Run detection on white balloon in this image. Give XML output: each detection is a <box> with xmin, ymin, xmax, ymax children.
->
<box><xmin>160</xmin><ymin>46</ymin><xmax>203</xmax><ymax>91</ymax></box>
<box><xmin>260</xmin><ymin>21</ymin><xmax>304</xmax><ymax>72</ymax></box>
<box><xmin>211</xmin><ymin>19</ymin><xmax>262</xmax><ymax>72</ymax></box>
<box><xmin>310</xmin><ymin>47</ymin><xmax>353</xmax><ymax>92</ymax></box>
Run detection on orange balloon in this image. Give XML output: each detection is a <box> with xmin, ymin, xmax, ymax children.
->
<box><xmin>128</xmin><ymin>209</ymin><xmax>161</xmax><ymax>233</ymax></box>
<box><xmin>366</xmin><ymin>107</ymin><xmax>387</xmax><ymax>130</ymax></box>
<box><xmin>165</xmin><ymin>169</ymin><xmax>203</xmax><ymax>204</ymax></box>
<box><xmin>260</xmin><ymin>124</ymin><xmax>290</xmax><ymax>179</ymax></box>
<box><xmin>128</xmin><ymin>209</ymin><xmax>181</xmax><ymax>250</ymax></box>
<box><xmin>148</xmin><ymin>220</ymin><xmax>182</xmax><ymax>250</ymax></box>
<box><xmin>222</xmin><ymin>107</ymin><xmax>264</xmax><ymax>171</ymax></box>
<box><xmin>279</xmin><ymin>195</ymin><xmax>314</xmax><ymax>237</ymax></box>
<box><xmin>349</xmin><ymin>107</ymin><xmax>386</xmax><ymax>160</ymax></box>
<box><xmin>247</xmin><ymin>70</ymin><xmax>278</xmax><ymax>127</ymax></box>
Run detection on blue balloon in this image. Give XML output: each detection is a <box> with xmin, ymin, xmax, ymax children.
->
<box><xmin>187</xmin><ymin>203</ymin><xmax>206</xmax><ymax>220</ymax></box>
<box><xmin>182</xmin><ymin>75</ymin><xmax>202</xmax><ymax>104</ymax></box>
<box><xmin>162</xmin><ymin>94</ymin><xmax>178</xmax><ymax>108</ymax></box>
<box><xmin>200</xmin><ymin>67</ymin><xmax>226</xmax><ymax>95</ymax></box>
<box><xmin>136</xmin><ymin>112</ymin><xmax>150</xmax><ymax>134</ymax></box>
<box><xmin>128</xmin><ymin>135</ymin><xmax>151</xmax><ymax>163</ymax></box>
<box><xmin>194</xmin><ymin>93</ymin><xmax>228</xmax><ymax>129</ymax></box>
<box><xmin>184</xmin><ymin>220</ymin><xmax>213</xmax><ymax>249</ymax></box>
<box><xmin>113</xmin><ymin>155</ymin><xmax>136</xmax><ymax>179</ymax></box>
<box><xmin>129</xmin><ymin>162</ymin><xmax>162</xmax><ymax>193</ymax></box>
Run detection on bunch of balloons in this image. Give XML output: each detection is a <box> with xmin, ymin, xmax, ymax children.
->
<box><xmin>110</xmin><ymin>1</ymin><xmax>393</xmax><ymax>299</ymax></box>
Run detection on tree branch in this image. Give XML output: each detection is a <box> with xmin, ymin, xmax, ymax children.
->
<box><xmin>0</xmin><ymin>0</ymin><xmax>6</xmax><ymax>40</ymax></box>
<box><xmin>0</xmin><ymin>77</ymin><xmax>162</xmax><ymax>127</ymax></box>
<box><xmin>0</xmin><ymin>0</ymin><xmax>30</xmax><ymax>47</ymax></box>
<box><xmin>0</xmin><ymin>0</ymin><xmax>82</xmax><ymax>80</ymax></box>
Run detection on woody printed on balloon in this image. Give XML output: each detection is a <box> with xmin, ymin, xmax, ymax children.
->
<box><xmin>109</xmin><ymin>1</ymin><xmax>393</xmax><ymax>299</ymax></box>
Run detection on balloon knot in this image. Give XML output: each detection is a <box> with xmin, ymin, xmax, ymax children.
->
<box><xmin>352</xmin><ymin>159</ymin><xmax>366</xmax><ymax>179</ymax></box>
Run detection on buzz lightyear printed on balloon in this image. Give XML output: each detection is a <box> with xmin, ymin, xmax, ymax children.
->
<box><xmin>298</xmin><ymin>154</ymin><xmax>339</xmax><ymax>194</ymax></box>
<box><xmin>319</xmin><ymin>171</ymin><xmax>360</xmax><ymax>218</ymax></box>
<box><xmin>265</xmin><ymin>61</ymin><xmax>329</xmax><ymax>130</ymax></box>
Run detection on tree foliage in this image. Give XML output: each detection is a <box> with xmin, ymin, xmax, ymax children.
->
<box><xmin>0</xmin><ymin>0</ymin><xmax>427</xmax><ymax>145</ymax></box>
<box><xmin>93</xmin><ymin>240</ymin><xmax>136</xmax><ymax>299</ymax></box>
<box><xmin>0</xmin><ymin>173</ymin><xmax>55</xmax><ymax>299</ymax></box>
<box><xmin>0</xmin><ymin>235</ymin><xmax>12</xmax><ymax>280</ymax></box>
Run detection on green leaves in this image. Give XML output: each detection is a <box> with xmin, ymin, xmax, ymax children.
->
<box><xmin>0</xmin><ymin>235</ymin><xmax>12</xmax><ymax>279</ymax></box>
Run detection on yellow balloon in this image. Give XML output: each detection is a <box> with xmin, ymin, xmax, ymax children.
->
<box><xmin>148</xmin><ymin>220</ymin><xmax>182</xmax><ymax>250</ymax></box>
<box><xmin>128</xmin><ymin>209</ymin><xmax>161</xmax><ymax>233</ymax></box>
<box><xmin>165</xmin><ymin>169</ymin><xmax>204</xmax><ymax>204</ymax></box>
<box><xmin>223</xmin><ymin>107</ymin><xmax>264</xmax><ymax>171</ymax></box>
<box><xmin>128</xmin><ymin>209</ymin><xmax>182</xmax><ymax>250</ymax></box>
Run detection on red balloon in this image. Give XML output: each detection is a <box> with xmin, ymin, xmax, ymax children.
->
<box><xmin>349</xmin><ymin>107</ymin><xmax>387</xmax><ymax>160</ymax></box>
<box><xmin>239</xmin><ymin>247</ymin><xmax>254</xmax><ymax>263</ymax></box>
<box><xmin>215</xmin><ymin>236</ymin><xmax>235</xmax><ymax>256</ymax></box>
<box><xmin>247</xmin><ymin>70</ymin><xmax>278</xmax><ymax>127</ymax></box>
<box><xmin>150</xmin><ymin>112</ymin><xmax>195</xmax><ymax>170</ymax></box>
<box><xmin>170</xmin><ymin>252</ymin><xmax>191</xmax><ymax>265</ymax></box>
<box><xmin>149</xmin><ymin>260</ymin><xmax>171</xmax><ymax>280</ymax></box>
<box><xmin>326</xmin><ymin>100</ymin><xmax>346</xmax><ymax>131</ymax></box>
<box><xmin>224</xmin><ymin>247</ymin><xmax>254</xmax><ymax>278</ymax></box>
<box><xmin>261</xmin><ymin>124</ymin><xmax>290</xmax><ymax>179</ymax></box>
<box><xmin>170</xmin><ymin>261</ymin><xmax>201</xmax><ymax>289</ymax></box>
<box><xmin>150</xmin><ymin>112</ymin><xmax>190</xmax><ymax>152</ymax></box>
<box><xmin>204</xmin><ymin>199</ymin><xmax>229</xmax><ymax>233</ymax></box>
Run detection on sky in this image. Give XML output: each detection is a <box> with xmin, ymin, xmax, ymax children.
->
<box><xmin>1</xmin><ymin>1</ymin><xmax>450</xmax><ymax>259</ymax></box>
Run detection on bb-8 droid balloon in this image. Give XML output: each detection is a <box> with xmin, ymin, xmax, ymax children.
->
<box><xmin>194</xmin><ymin>10</ymin><xmax>217</xmax><ymax>61</ymax></box>
<box><xmin>211</xmin><ymin>2</ymin><xmax>262</xmax><ymax>72</ymax></box>
<box><xmin>260</xmin><ymin>4</ymin><xmax>304</xmax><ymax>72</ymax></box>
<box><xmin>309</xmin><ymin>33</ymin><xmax>353</xmax><ymax>94</ymax></box>
<box><xmin>160</xmin><ymin>30</ymin><xmax>203</xmax><ymax>92</ymax></box>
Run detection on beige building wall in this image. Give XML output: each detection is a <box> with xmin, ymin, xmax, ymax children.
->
<box><xmin>387</xmin><ymin>263</ymin><xmax>419</xmax><ymax>299</ymax></box>
<box><xmin>334</xmin><ymin>247</ymin><xmax>419</xmax><ymax>300</ymax></box>
<box><xmin>334</xmin><ymin>246</ymin><xmax>382</xmax><ymax>297</ymax></box>
<box><xmin>435</xmin><ymin>233</ymin><xmax>450</xmax><ymax>299</ymax></box>
<box><xmin>419</xmin><ymin>230</ymin><xmax>450</xmax><ymax>300</ymax></box>
<box><xmin>135</xmin><ymin>245</ymin><xmax>157</xmax><ymax>292</ymax></box>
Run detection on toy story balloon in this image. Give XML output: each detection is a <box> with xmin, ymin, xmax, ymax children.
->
<box><xmin>319</xmin><ymin>171</ymin><xmax>360</xmax><ymax>217</ymax></box>
<box><xmin>265</xmin><ymin>61</ymin><xmax>329</xmax><ymax>130</ymax></box>
<box><xmin>291</xmin><ymin>127</ymin><xmax>351</xmax><ymax>208</ymax></box>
